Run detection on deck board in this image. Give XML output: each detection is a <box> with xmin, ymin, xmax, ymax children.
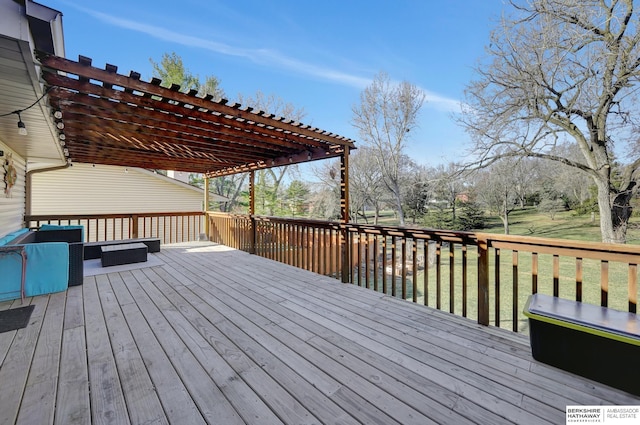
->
<box><xmin>1</xmin><ymin>241</ymin><xmax>639</xmax><ymax>425</ymax></box>
<box><xmin>98</xmin><ymin>273</ymin><xmax>168</xmax><ymax>425</ymax></box>
<box><xmin>15</xmin><ymin>291</ymin><xmax>65</xmax><ymax>425</ymax></box>
<box><xmin>84</xmin><ymin>274</ymin><xmax>130</xmax><ymax>425</ymax></box>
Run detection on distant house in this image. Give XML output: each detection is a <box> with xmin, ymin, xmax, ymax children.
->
<box><xmin>30</xmin><ymin>163</ymin><xmax>226</xmax><ymax>214</ymax></box>
<box><xmin>456</xmin><ymin>192</ymin><xmax>470</xmax><ymax>203</ymax></box>
<box><xmin>29</xmin><ymin>163</ymin><xmax>227</xmax><ymax>241</ymax></box>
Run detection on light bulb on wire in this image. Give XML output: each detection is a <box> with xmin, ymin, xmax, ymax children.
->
<box><xmin>16</xmin><ymin>112</ymin><xmax>27</xmax><ymax>136</ymax></box>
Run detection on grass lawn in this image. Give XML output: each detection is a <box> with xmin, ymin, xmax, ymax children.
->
<box><xmin>480</xmin><ymin>207</ymin><xmax>640</xmax><ymax>244</ymax></box>
<box><xmin>349</xmin><ymin>207</ymin><xmax>640</xmax><ymax>333</ymax></box>
<box><xmin>360</xmin><ymin>207</ymin><xmax>640</xmax><ymax>244</ymax></box>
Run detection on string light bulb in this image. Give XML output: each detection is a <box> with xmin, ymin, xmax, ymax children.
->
<box><xmin>16</xmin><ymin>112</ymin><xmax>27</xmax><ymax>136</ymax></box>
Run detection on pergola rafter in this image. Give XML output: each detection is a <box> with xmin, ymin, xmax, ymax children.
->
<box><xmin>37</xmin><ymin>53</ymin><xmax>355</xmax><ymax>177</ymax></box>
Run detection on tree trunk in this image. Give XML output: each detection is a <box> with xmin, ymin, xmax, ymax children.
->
<box><xmin>596</xmin><ymin>178</ymin><xmax>634</xmax><ymax>244</ymax></box>
<box><xmin>391</xmin><ymin>182</ymin><xmax>405</xmax><ymax>226</ymax></box>
<box><xmin>502</xmin><ymin>214</ymin><xmax>509</xmax><ymax>235</ymax></box>
<box><xmin>451</xmin><ymin>199</ymin><xmax>457</xmax><ymax>226</ymax></box>
<box><xmin>502</xmin><ymin>198</ymin><xmax>509</xmax><ymax>235</ymax></box>
<box><xmin>374</xmin><ymin>203</ymin><xmax>380</xmax><ymax>225</ymax></box>
<box><xmin>396</xmin><ymin>196</ymin><xmax>405</xmax><ymax>226</ymax></box>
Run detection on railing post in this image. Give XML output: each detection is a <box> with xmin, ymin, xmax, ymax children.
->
<box><xmin>249</xmin><ymin>171</ymin><xmax>256</xmax><ymax>254</ymax></box>
<box><xmin>477</xmin><ymin>234</ymin><xmax>490</xmax><ymax>326</ymax></box>
<box><xmin>340</xmin><ymin>148</ymin><xmax>350</xmax><ymax>283</ymax></box>
<box><xmin>203</xmin><ymin>176</ymin><xmax>210</xmax><ymax>240</ymax></box>
<box><xmin>131</xmin><ymin>214</ymin><xmax>139</xmax><ymax>239</ymax></box>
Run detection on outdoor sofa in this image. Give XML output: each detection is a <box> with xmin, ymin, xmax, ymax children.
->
<box><xmin>0</xmin><ymin>225</ymin><xmax>84</xmax><ymax>302</ymax></box>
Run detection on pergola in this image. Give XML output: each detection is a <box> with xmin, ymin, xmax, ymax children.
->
<box><xmin>36</xmin><ymin>53</ymin><xmax>354</xmax><ymax>222</ymax></box>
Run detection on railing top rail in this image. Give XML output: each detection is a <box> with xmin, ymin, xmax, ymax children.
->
<box><xmin>206</xmin><ymin>211</ymin><xmax>640</xmax><ymax>262</ymax></box>
<box><xmin>26</xmin><ymin>212</ymin><xmax>205</xmax><ymax>221</ymax></box>
<box><xmin>478</xmin><ymin>232</ymin><xmax>640</xmax><ymax>263</ymax></box>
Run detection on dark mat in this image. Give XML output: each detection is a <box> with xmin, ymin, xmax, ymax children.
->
<box><xmin>0</xmin><ymin>305</ymin><xmax>35</xmax><ymax>333</ymax></box>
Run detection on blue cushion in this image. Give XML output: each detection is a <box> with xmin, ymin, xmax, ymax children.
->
<box><xmin>0</xmin><ymin>242</ymin><xmax>69</xmax><ymax>301</ymax></box>
<box><xmin>24</xmin><ymin>243</ymin><xmax>69</xmax><ymax>296</ymax></box>
<box><xmin>0</xmin><ymin>228</ymin><xmax>30</xmax><ymax>246</ymax></box>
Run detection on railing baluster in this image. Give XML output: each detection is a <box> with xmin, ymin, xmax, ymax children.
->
<box><xmin>436</xmin><ymin>241</ymin><xmax>441</xmax><ymax>310</ymax></box>
<box><xmin>357</xmin><ymin>232</ymin><xmax>362</xmax><ymax>287</ymax></box>
<box><xmin>424</xmin><ymin>241</ymin><xmax>429</xmax><ymax>306</ymax></box>
<box><xmin>477</xmin><ymin>236</ymin><xmax>490</xmax><ymax>326</ymax></box>
<box><xmin>391</xmin><ymin>236</ymin><xmax>397</xmax><ymax>297</ymax></box>
<box><xmin>449</xmin><ymin>242</ymin><xmax>455</xmax><ymax>313</ymax></box>
<box><xmin>553</xmin><ymin>254</ymin><xmax>560</xmax><ymax>296</ymax></box>
<box><xmin>601</xmin><ymin>260</ymin><xmax>609</xmax><ymax>307</ymax></box>
<box><xmin>412</xmin><ymin>239</ymin><xmax>418</xmax><ymax>303</ymax></box>
<box><xmin>462</xmin><ymin>244</ymin><xmax>467</xmax><ymax>317</ymax></box>
<box><xmin>365</xmin><ymin>233</ymin><xmax>370</xmax><ymax>289</ymax></box>
<box><xmin>495</xmin><ymin>247</ymin><xmax>500</xmax><ymax>327</ymax></box>
<box><xmin>512</xmin><ymin>250</ymin><xmax>518</xmax><ymax>333</ymax></box>
<box><xmin>382</xmin><ymin>236</ymin><xmax>388</xmax><ymax>295</ymax></box>
<box><xmin>576</xmin><ymin>258</ymin><xmax>583</xmax><ymax>302</ymax></box>
<box><xmin>401</xmin><ymin>237</ymin><xmax>407</xmax><ymax>300</ymax></box>
<box><xmin>532</xmin><ymin>252</ymin><xmax>538</xmax><ymax>294</ymax></box>
<box><xmin>629</xmin><ymin>263</ymin><xmax>637</xmax><ymax>313</ymax></box>
<box><xmin>373</xmin><ymin>236</ymin><xmax>379</xmax><ymax>292</ymax></box>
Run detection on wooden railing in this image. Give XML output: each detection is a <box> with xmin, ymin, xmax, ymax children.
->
<box><xmin>207</xmin><ymin>212</ymin><xmax>640</xmax><ymax>331</ymax></box>
<box><xmin>25</xmin><ymin>212</ymin><xmax>205</xmax><ymax>245</ymax></box>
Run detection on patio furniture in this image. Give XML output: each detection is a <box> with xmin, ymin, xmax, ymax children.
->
<box><xmin>0</xmin><ymin>238</ymin><xmax>68</xmax><ymax>301</ymax></box>
<box><xmin>101</xmin><ymin>242</ymin><xmax>148</xmax><ymax>267</ymax></box>
<box><xmin>0</xmin><ymin>245</ymin><xmax>27</xmax><ymax>302</ymax></box>
<box><xmin>524</xmin><ymin>293</ymin><xmax>640</xmax><ymax>395</ymax></box>
<box><xmin>35</xmin><ymin>226</ymin><xmax>84</xmax><ymax>286</ymax></box>
<box><xmin>0</xmin><ymin>226</ymin><xmax>84</xmax><ymax>295</ymax></box>
<box><xmin>84</xmin><ymin>238</ymin><xmax>160</xmax><ymax>260</ymax></box>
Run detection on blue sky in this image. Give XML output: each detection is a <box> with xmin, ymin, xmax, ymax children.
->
<box><xmin>44</xmin><ymin>0</ymin><xmax>508</xmax><ymax>167</ymax></box>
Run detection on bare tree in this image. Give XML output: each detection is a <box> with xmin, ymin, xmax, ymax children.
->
<box><xmin>459</xmin><ymin>0</ymin><xmax>640</xmax><ymax>243</ymax></box>
<box><xmin>309</xmin><ymin>159</ymin><xmax>341</xmax><ymax>220</ymax></box>
<box><xmin>475</xmin><ymin>159</ymin><xmax>521</xmax><ymax>234</ymax></box>
<box><xmin>511</xmin><ymin>158</ymin><xmax>540</xmax><ymax>208</ymax></box>
<box><xmin>236</xmin><ymin>91</ymin><xmax>306</xmax><ymax>215</ymax></box>
<box><xmin>352</xmin><ymin>72</ymin><xmax>426</xmax><ymax>226</ymax></box>
<box><xmin>349</xmin><ymin>146</ymin><xmax>386</xmax><ymax>223</ymax></box>
<box><xmin>403</xmin><ymin>163</ymin><xmax>435</xmax><ymax>225</ymax></box>
<box><xmin>433</xmin><ymin>162</ymin><xmax>467</xmax><ymax>225</ymax></box>
<box><xmin>537</xmin><ymin>144</ymin><xmax>595</xmax><ymax>208</ymax></box>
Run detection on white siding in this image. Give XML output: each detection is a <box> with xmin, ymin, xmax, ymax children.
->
<box><xmin>31</xmin><ymin>163</ymin><xmax>204</xmax><ymax>214</ymax></box>
<box><xmin>0</xmin><ymin>142</ymin><xmax>26</xmax><ymax>237</ymax></box>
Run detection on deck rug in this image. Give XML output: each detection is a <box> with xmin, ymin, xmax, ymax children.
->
<box><xmin>83</xmin><ymin>253</ymin><xmax>164</xmax><ymax>277</ymax></box>
<box><xmin>0</xmin><ymin>305</ymin><xmax>35</xmax><ymax>333</ymax></box>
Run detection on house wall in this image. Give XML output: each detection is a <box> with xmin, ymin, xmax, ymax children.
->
<box><xmin>31</xmin><ymin>163</ymin><xmax>204</xmax><ymax>214</ymax></box>
<box><xmin>0</xmin><ymin>142</ymin><xmax>27</xmax><ymax>237</ymax></box>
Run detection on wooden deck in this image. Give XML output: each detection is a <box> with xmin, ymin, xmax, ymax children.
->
<box><xmin>1</xmin><ymin>242</ymin><xmax>638</xmax><ymax>425</ymax></box>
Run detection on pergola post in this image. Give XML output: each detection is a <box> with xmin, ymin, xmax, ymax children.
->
<box><xmin>340</xmin><ymin>148</ymin><xmax>350</xmax><ymax>283</ymax></box>
<box><xmin>203</xmin><ymin>176</ymin><xmax>210</xmax><ymax>240</ymax></box>
<box><xmin>249</xmin><ymin>170</ymin><xmax>256</xmax><ymax>254</ymax></box>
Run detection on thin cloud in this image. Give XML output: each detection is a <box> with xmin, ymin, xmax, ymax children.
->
<box><xmin>422</xmin><ymin>89</ymin><xmax>463</xmax><ymax>113</ymax></box>
<box><xmin>76</xmin><ymin>6</ymin><xmax>462</xmax><ymax>112</ymax></box>
<box><xmin>80</xmin><ymin>8</ymin><xmax>371</xmax><ymax>88</ymax></box>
